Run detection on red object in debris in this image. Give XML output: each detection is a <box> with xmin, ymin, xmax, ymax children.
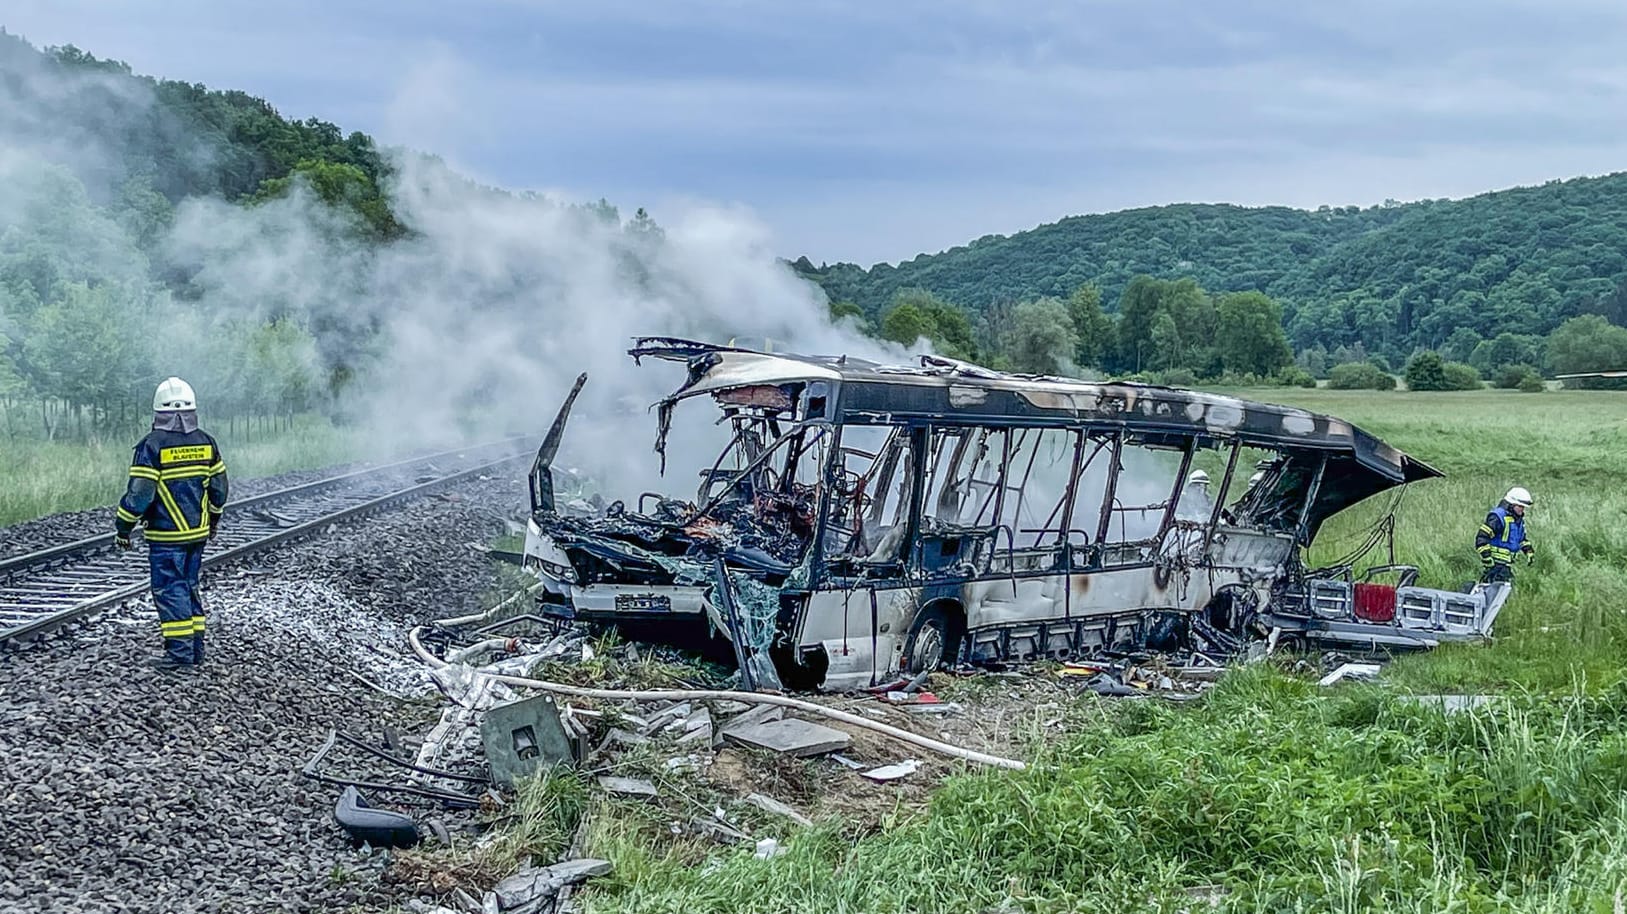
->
<box><xmin>1353</xmin><ymin>583</ymin><xmax>1397</xmax><ymax>622</ymax></box>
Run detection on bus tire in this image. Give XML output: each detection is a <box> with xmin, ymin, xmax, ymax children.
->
<box><xmin>903</xmin><ymin>604</ymin><xmax>961</xmax><ymax>675</ymax></box>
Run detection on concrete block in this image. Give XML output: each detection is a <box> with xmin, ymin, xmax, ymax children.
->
<box><xmin>724</xmin><ymin>717</ymin><xmax>850</xmax><ymax>757</ymax></box>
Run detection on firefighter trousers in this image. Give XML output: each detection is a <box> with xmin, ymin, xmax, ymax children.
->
<box><xmin>151</xmin><ymin>542</ymin><xmax>206</xmax><ymax>664</ymax></box>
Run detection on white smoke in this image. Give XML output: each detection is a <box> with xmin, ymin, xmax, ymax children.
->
<box><xmin>163</xmin><ymin>153</ymin><xmax>895</xmax><ymax>499</ymax></box>
<box><xmin>0</xmin><ymin>34</ymin><xmax>900</xmax><ymax>502</ymax></box>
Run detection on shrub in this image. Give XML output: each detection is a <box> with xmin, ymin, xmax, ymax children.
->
<box><xmin>1277</xmin><ymin>366</ymin><xmax>1317</xmax><ymax>388</ymax></box>
<box><xmin>1518</xmin><ymin>373</ymin><xmax>1546</xmax><ymax>393</ymax></box>
<box><xmin>1442</xmin><ymin>361</ymin><xmax>1483</xmax><ymax>390</ymax></box>
<box><xmin>1404</xmin><ymin>351</ymin><xmax>1448</xmax><ymax>390</ymax></box>
<box><xmin>1158</xmin><ymin>367</ymin><xmax>1198</xmax><ymax>387</ymax></box>
<box><xmin>1328</xmin><ymin>362</ymin><xmax>1395</xmax><ymax>390</ymax></box>
<box><xmin>1497</xmin><ymin>363</ymin><xmax>1540</xmax><ymax>389</ymax></box>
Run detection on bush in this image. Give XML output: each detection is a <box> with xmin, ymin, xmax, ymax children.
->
<box><xmin>1277</xmin><ymin>366</ymin><xmax>1317</xmax><ymax>388</ymax></box>
<box><xmin>1518</xmin><ymin>373</ymin><xmax>1546</xmax><ymax>393</ymax></box>
<box><xmin>1404</xmin><ymin>351</ymin><xmax>1449</xmax><ymax>390</ymax></box>
<box><xmin>1441</xmin><ymin>361</ymin><xmax>1483</xmax><ymax>390</ymax></box>
<box><xmin>1328</xmin><ymin>362</ymin><xmax>1395</xmax><ymax>390</ymax></box>
<box><xmin>1497</xmin><ymin>363</ymin><xmax>1540</xmax><ymax>389</ymax></box>
<box><xmin>1157</xmin><ymin>367</ymin><xmax>1198</xmax><ymax>387</ymax></box>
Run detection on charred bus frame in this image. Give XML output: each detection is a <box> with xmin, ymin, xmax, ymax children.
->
<box><xmin>524</xmin><ymin>338</ymin><xmax>1502</xmax><ymax>692</ymax></box>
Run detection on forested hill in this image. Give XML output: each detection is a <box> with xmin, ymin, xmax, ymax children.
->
<box><xmin>0</xmin><ymin>29</ymin><xmax>394</xmax><ymax>221</ymax></box>
<box><xmin>797</xmin><ymin>175</ymin><xmax>1627</xmax><ymax>360</ymax></box>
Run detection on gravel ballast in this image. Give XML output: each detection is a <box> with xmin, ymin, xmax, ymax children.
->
<box><xmin>0</xmin><ymin>468</ymin><xmax>530</xmax><ymax>914</ymax></box>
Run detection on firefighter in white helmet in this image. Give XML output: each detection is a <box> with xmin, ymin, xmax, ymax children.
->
<box><xmin>1475</xmin><ymin>486</ymin><xmax>1533</xmax><ymax>583</ymax></box>
<box><xmin>114</xmin><ymin>377</ymin><xmax>230</xmax><ymax>670</ymax></box>
<box><xmin>1177</xmin><ymin>468</ymin><xmax>1213</xmax><ymax>521</ymax></box>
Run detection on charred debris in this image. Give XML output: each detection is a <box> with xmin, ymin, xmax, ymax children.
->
<box><xmin>522</xmin><ymin>337</ymin><xmax>1507</xmax><ymax>694</ymax></box>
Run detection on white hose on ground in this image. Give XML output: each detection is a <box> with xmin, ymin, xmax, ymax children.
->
<box><xmin>408</xmin><ymin>626</ymin><xmax>1026</xmax><ymax>771</ymax></box>
<box><xmin>433</xmin><ymin>580</ymin><xmax>547</xmax><ymax>627</ymax></box>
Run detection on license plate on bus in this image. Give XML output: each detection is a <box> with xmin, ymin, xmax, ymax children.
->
<box><xmin>615</xmin><ymin>594</ymin><xmax>673</xmax><ymax>612</ymax></box>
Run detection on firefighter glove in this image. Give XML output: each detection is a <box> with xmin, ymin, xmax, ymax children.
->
<box><xmin>115</xmin><ymin>534</ymin><xmax>132</xmax><ymax>551</ymax></box>
<box><xmin>1521</xmin><ymin>543</ymin><xmax>1534</xmax><ymax>555</ymax></box>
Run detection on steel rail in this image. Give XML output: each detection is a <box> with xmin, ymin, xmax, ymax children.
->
<box><xmin>0</xmin><ymin>437</ymin><xmax>529</xmax><ymax>578</ymax></box>
<box><xmin>0</xmin><ymin>441</ymin><xmax>534</xmax><ymax>646</ymax></box>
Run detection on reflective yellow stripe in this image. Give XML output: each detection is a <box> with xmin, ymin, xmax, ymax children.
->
<box><xmin>1478</xmin><ymin>524</ymin><xmax>1494</xmax><ymax>536</ymax></box>
<box><xmin>153</xmin><ymin>481</ymin><xmax>190</xmax><ymax>533</ymax></box>
<box><xmin>129</xmin><ymin>466</ymin><xmax>160</xmax><ymax>480</ymax></box>
<box><xmin>116</xmin><ymin>507</ymin><xmax>139</xmax><ymax>523</ymax></box>
<box><xmin>160</xmin><ymin>467</ymin><xmax>213</xmax><ymax>481</ymax></box>
<box><xmin>144</xmin><ymin>527</ymin><xmax>210</xmax><ymax>543</ymax></box>
<box><xmin>191</xmin><ymin>617</ymin><xmax>206</xmax><ymax>633</ymax></box>
<box><xmin>160</xmin><ymin>621</ymin><xmax>194</xmax><ymax>636</ymax></box>
<box><xmin>209</xmin><ymin>461</ymin><xmax>226</xmax><ymax>476</ymax></box>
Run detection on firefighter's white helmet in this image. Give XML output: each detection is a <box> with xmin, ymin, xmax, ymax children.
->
<box><xmin>153</xmin><ymin>377</ymin><xmax>196</xmax><ymax>411</ymax></box>
<box><xmin>1187</xmin><ymin>469</ymin><xmax>1210</xmax><ymax>487</ymax></box>
<box><xmin>1504</xmin><ymin>486</ymin><xmax>1533</xmax><ymax>508</ymax></box>
<box><xmin>1249</xmin><ymin>471</ymin><xmax>1265</xmax><ymax>487</ymax></box>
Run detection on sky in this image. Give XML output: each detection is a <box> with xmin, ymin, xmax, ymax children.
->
<box><xmin>6</xmin><ymin>0</ymin><xmax>1627</xmax><ymax>266</ymax></box>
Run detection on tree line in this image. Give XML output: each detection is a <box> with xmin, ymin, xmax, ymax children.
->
<box><xmin>796</xmin><ymin>173</ymin><xmax>1627</xmax><ymax>386</ymax></box>
<box><xmin>828</xmin><ymin>277</ymin><xmax>1627</xmax><ymax>392</ymax></box>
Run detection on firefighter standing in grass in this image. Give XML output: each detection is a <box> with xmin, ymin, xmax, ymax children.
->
<box><xmin>114</xmin><ymin>377</ymin><xmax>229</xmax><ymax>670</ymax></box>
<box><xmin>1476</xmin><ymin>486</ymin><xmax>1534</xmax><ymax>584</ymax></box>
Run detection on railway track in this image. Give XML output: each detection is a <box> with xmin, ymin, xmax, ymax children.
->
<box><xmin>0</xmin><ymin>438</ymin><xmax>535</xmax><ymax>646</ymax></box>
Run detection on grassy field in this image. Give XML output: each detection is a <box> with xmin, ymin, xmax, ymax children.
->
<box><xmin>0</xmin><ymin>414</ymin><xmax>372</xmax><ymax>526</ymax></box>
<box><xmin>565</xmin><ymin>388</ymin><xmax>1627</xmax><ymax>913</ymax></box>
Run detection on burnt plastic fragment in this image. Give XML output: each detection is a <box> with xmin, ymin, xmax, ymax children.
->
<box><xmin>333</xmin><ymin>786</ymin><xmax>419</xmax><ymax>849</ymax></box>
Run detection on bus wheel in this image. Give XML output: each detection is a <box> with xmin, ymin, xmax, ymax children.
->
<box><xmin>903</xmin><ymin>605</ymin><xmax>959</xmax><ymax>675</ymax></box>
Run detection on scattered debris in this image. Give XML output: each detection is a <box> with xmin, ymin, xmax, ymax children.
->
<box><xmin>1318</xmin><ymin>662</ymin><xmax>1382</xmax><ymax>687</ymax></box>
<box><xmin>491</xmin><ymin>858</ymin><xmax>611</xmax><ymax>910</ymax></box>
<box><xmin>719</xmin><ymin>703</ymin><xmax>783</xmax><ymax>736</ymax></box>
<box><xmin>597</xmin><ymin>776</ymin><xmax>658</xmax><ymax>799</ymax></box>
<box><xmin>753</xmin><ymin>838</ymin><xmax>783</xmax><ymax>860</ymax></box>
<box><xmin>1402</xmin><ymin>694</ymin><xmax>1494</xmax><ymax>714</ymax></box>
<box><xmin>723</xmin><ymin>717</ymin><xmax>851</xmax><ymax>758</ymax></box>
<box><xmin>745</xmin><ymin>793</ymin><xmax>814</xmax><ymax>828</ymax></box>
<box><xmin>860</xmin><ymin>760</ymin><xmax>920</xmax><ymax>783</ymax></box>
<box><xmin>333</xmin><ymin>786</ymin><xmax>419</xmax><ymax>849</ymax></box>
<box><xmin>480</xmin><ymin>694</ymin><xmax>578</xmax><ymax>786</ymax></box>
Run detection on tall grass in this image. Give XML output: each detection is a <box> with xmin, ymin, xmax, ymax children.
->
<box><xmin>585</xmin><ymin>673</ymin><xmax>1627</xmax><ymax>913</ymax></box>
<box><xmin>578</xmin><ymin>389</ymin><xmax>1627</xmax><ymax>913</ymax></box>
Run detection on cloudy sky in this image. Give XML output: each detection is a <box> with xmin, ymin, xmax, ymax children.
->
<box><xmin>7</xmin><ymin>0</ymin><xmax>1627</xmax><ymax>265</ymax></box>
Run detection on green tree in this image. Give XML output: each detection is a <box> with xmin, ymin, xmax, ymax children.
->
<box><xmin>999</xmin><ymin>297</ymin><xmax>1076</xmax><ymax>375</ymax></box>
<box><xmin>879</xmin><ymin>302</ymin><xmax>933</xmax><ymax>348</ymax></box>
<box><xmin>827</xmin><ymin>299</ymin><xmax>866</xmax><ymax>330</ymax></box>
<box><xmin>1469</xmin><ymin>332</ymin><xmax>1546</xmax><ymax>377</ymax></box>
<box><xmin>1115</xmin><ymin>276</ymin><xmax>1165</xmax><ymax>373</ymax></box>
<box><xmin>1547</xmin><ymin>315</ymin><xmax>1627</xmax><ymax>390</ymax></box>
<box><xmin>878</xmin><ymin>289</ymin><xmax>977</xmax><ymax>361</ymax></box>
<box><xmin>1150</xmin><ymin>312</ymin><xmax>1182</xmax><ymax>371</ymax></box>
<box><xmin>1442</xmin><ymin>327</ymin><xmax>1482</xmax><ymax>363</ymax></box>
<box><xmin>1441</xmin><ymin>362</ymin><xmax>1483</xmax><ymax>390</ymax></box>
<box><xmin>251</xmin><ymin>159</ymin><xmax>403</xmax><ymax>239</ymax></box>
<box><xmin>1066</xmin><ymin>284</ymin><xmax>1111</xmax><ymax>369</ymax></box>
<box><xmin>1404</xmin><ymin>351</ymin><xmax>1449</xmax><ymax>391</ymax></box>
<box><xmin>22</xmin><ymin>282</ymin><xmax>152</xmax><ymax>434</ymax></box>
<box><xmin>1214</xmin><ymin>291</ymin><xmax>1292</xmax><ymax>376</ymax></box>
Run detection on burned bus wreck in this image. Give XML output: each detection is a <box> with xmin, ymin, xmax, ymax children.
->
<box><xmin>523</xmin><ymin>338</ymin><xmax>1508</xmax><ymax>692</ymax></box>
